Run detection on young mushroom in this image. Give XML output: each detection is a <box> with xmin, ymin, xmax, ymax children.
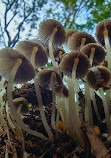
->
<box><xmin>16</xmin><ymin>40</ymin><xmax>54</xmax><ymax>139</ymax></box>
<box><xmin>68</xmin><ymin>31</ymin><xmax>96</xmax><ymax>51</ymax></box>
<box><xmin>81</xmin><ymin>43</ymin><xmax>106</xmax><ymax>66</ymax></box>
<box><xmin>37</xmin><ymin>69</ymin><xmax>63</xmax><ymax>130</ymax></box>
<box><xmin>59</xmin><ymin>51</ymin><xmax>90</xmax><ymax>147</ymax></box>
<box><xmin>13</xmin><ymin>97</ymin><xmax>29</xmax><ymax>116</ymax></box>
<box><xmin>95</xmin><ymin>19</ymin><xmax>111</xmax><ymax>70</ymax></box>
<box><xmin>15</xmin><ymin>39</ymin><xmax>48</xmax><ymax>69</ymax></box>
<box><xmin>86</xmin><ymin>66</ymin><xmax>111</xmax><ymax>136</ymax></box>
<box><xmin>0</xmin><ymin>47</ymin><xmax>46</xmax><ymax>140</ymax></box>
<box><xmin>38</xmin><ymin>19</ymin><xmax>66</xmax><ymax>67</ymax></box>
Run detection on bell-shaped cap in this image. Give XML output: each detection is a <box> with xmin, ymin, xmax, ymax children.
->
<box><xmin>13</xmin><ymin>97</ymin><xmax>29</xmax><ymax>115</ymax></box>
<box><xmin>59</xmin><ymin>51</ymin><xmax>91</xmax><ymax>79</ymax></box>
<box><xmin>87</xmin><ymin>66</ymin><xmax>111</xmax><ymax>90</ymax></box>
<box><xmin>38</xmin><ymin>19</ymin><xmax>66</xmax><ymax>47</ymax></box>
<box><xmin>37</xmin><ymin>69</ymin><xmax>63</xmax><ymax>90</ymax></box>
<box><xmin>15</xmin><ymin>40</ymin><xmax>48</xmax><ymax>68</ymax></box>
<box><xmin>68</xmin><ymin>31</ymin><xmax>96</xmax><ymax>51</ymax></box>
<box><xmin>81</xmin><ymin>43</ymin><xmax>106</xmax><ymax>66</ymax></box>
<box><xmin>95</xmin><ymin>19</ymin><xmax>111</xmax><ymax>47</ymax></box>
<box><xmin>0</xmin><ymin>47</ymin><xmax>35</xmax><ymax>83</ymax></box>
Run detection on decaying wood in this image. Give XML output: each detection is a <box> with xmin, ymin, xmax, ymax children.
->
<box><xmin>82</xmin><ymin>122</ymin><xmax>111</xmax><ymax>158</ymax></box>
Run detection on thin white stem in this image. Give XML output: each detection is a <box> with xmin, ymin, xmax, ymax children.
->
<box><xmin>85</xmin><ymin>83</ymin><xmax>93</xmax><ymax>126</ymax></box>
<box><xmin>100</xmin><ymin>88</ymin><xmax>111</xmax><ymax>135</ymax></box>
<box><xmin>90</xmin><ymin>89</ymin><xmax>102</xmax><ymax>123</ymax></box>
<box><xmin>31</xmin><ymin>47</ymin><xmax>38</xmax><ymax>68</ymax></box>
<box><xmin>104</xmin><ymin>30</ymin><xmax>111</xmax><ymax>70</ymax></box>
<box><xmin>34</xmin><ymin>76</ymin><xmax>53</xmax><ymax>139</ymax></box>
<box><xmin>7</xmin><ymin>59</ymin><xmax>47</xmax><ymax>140</ymax></box>
<box><xmin>49</xmin><ymin>28</ymin><xmax>58</xmax><ymax>67</ymax></box>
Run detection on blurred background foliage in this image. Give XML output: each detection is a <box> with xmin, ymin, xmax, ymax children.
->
<box><xmin>0</xmin><ymin>0</ymin><xmax>111</xmax><ymax>48</ymax></box>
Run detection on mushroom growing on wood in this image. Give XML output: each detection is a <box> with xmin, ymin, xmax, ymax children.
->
<box><xmin>38</xmin><ymin>19</ymin><xmax>66</xmax><ymax>67</ymax></box>
<box><xmin>0</xmin><ymin>47</ymin><xmax>46</xmax><ymax>140</ymax></box>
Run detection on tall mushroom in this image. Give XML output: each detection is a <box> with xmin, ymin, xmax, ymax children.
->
<box><xmin>37</xmin><ymin>69</ymin><xmax>63</xmax><ymax>130</ymax></box>
<box><xmin>0</xmin><ymin>47</ymin><xmax>46</xmax><ymax>140</ymax></box>
<box><xmin>38</xmin><ymin>19</ymin><xmax>66</xmax><ymax>67</ymax></box>
<box><xmin>59</xmin><ymin>51</ymin><xmax>90</xmax><ymax>147</ymax></box>
<box><xmin>15</xmin><ymin>40</ymin><xmax>53</xmax><ymax>139</ymax></box>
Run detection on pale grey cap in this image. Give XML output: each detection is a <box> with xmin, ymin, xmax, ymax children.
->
<box><xmin>0</xmin><ymin>47</ymin><xmax>35</xmax><ymax>83</ymax></box>
<box><xmin>15</xmin><ymin>40</ymin><xmax>48</xmax><ymax>68</ymax></box>
<box><xmin>38</xmin><ymin>19</ymin><xmax>66</xmax><ymax>47</ymax></box>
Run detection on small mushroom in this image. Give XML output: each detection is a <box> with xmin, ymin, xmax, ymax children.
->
<box><xmin>13</xmin><ymin>97</ymin><xmax>29</xmax><ymax>115</ymax></box>
<box><xmin>68</xmin><ymin>31</ymin><xmax>96</xmax><ymax>51</ymax></box>
<box><xmin>95</xmin><ymin>19</ymin><xmax>111</xmax><ymax>70</ymax></box>
<box><xmin>81</xmin><ymin>43</ymin><xmax>106</xmax><ymax>66</ymax></box>
<box><xmin>15</xmin><ymin>40</ymin><xmax>48</xmax><ymax>69</ymax></box>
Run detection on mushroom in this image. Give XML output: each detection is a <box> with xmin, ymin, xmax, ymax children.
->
<box><xmin>38</xmin><ymin>69</ymin><xmax>63</xmax><ymax>130</ymax></box>
<box><xmin>13</xmin><ymin>97</ymin><xmax>29</xmax><ymax>115</ymax></box>
<box><xmin>55</xmin><ymin>85</ymin><xmax>69</xmax><ymax>132</ymax></box>
<box><xmin>16</xmin><ymin>40</ymin><xmax>54</xmax><ymax>139</ymax></box>
<box><xmin>38</xmin><ymin>19</ymin><xmax>66</xmax><ymax>67</ymax></box>
<box><xmin>68</xmin><ymin>31</ymin><xmax>96</xmax><ymax>51</ymax></box>
<box><xmin>53</xmin><ymin>48</ymin><xmax>66</xmax><ymax>64</ymax></box>
<box><xmin>15</xmin><ymin>39</ymin><xmax>48</xmax><ymax>69</ymax></box>
<box><xmin>87</xmin><ymin>66</ymin><xmax>111</xmax><ymax>136</ymax></box>
<box><xmin>65</xmin><ymin>29</ymin><xmax>78</xmax><ymax>47</ymax></box>
<box><xmin>81</xmin><ymin>43</ymin><xmax>106</xmax><ymax>66</ymax></box>
<box><xmin>0</xmin><ymin>47</ymin><xmax>46</xmax><ymax>140</ymax></box>
<box><xmin>95</xmin><ymin>19</ymin><xmax>111</xmax><ymax>70</ymax></box>
<box><xmin>60</xmin><ymin>51</ymin><xmax>90</xmax><ymax>147</ymax></box>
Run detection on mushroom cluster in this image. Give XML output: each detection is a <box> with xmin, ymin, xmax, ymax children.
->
<box><xmin>0</xmin><ymin>18</ymin><xmax>111</xmax><ymax>155</ymax></box>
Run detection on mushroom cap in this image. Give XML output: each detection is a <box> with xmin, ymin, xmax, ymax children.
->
<box><xmin>68</xmin><ymin>31</ymin><xmax>96</xmax><ymax>51</ymax></box>
<box><xmin>95</xmin><ymin>19</ymin><xmax>111</xmax><ymax>47</ymax></box>
<box><xmin>55</xmin><ymin>84</ymin><xmax>69</xmax><ymax>98</ymax></box>
<box><xmin>0</xmin><ymin>47</ymin><xmax>35</xmax><ymax>83</ymax></box>
<box><xmin>38</xmin><ymin>19</ymin><xmax>66</xmax><ymax>47</ymax></box>
<box><xmin>15</xmin><ymin>40</ymin><xmax>48</xmax><ymax>68</ymax></box>
<box><xmin>38</xmin><ymin>69</ymin><xmax>63</xmax><ymax>90</ymax></box>
<box><xmin>13</xmin><ymin>97</ymin><xmax>29</xmax><ymax>115</ymax></box>
<box><xmin>53</xmin><ymin>48</ymin><xmax>66</xmax><ymax>64</ymax></box>
<box><xmin>65</xmin><ymin>29</ymin><xmax>78</xmax><ymax>43</ymax></box>
<box><xmin>81</xmin><ymin>43</ymin><xmax>106</xmax><ymax>66</ymax></box>
<box><xmin>59</xmin><ymin>51</ymin><xmax>91</xmax><ymax>79</ymax></box>
<box><xmin>87</xmin><ymin>66</ymin><xmax>111</xmax><ymax>90</ymax></box>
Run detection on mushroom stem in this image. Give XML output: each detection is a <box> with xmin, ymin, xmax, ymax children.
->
<box><xmin>31</xmin><ymin>47</ymin><xmax>53</xmax><ymax>139</ymax></box>
<box><xmin>7</xmin><ymin>58</ymin><xmax>47</xmax><ymax>140</ymax></box>
<box><xmin>67</xmin><ymin>58</ymin><xmax>85</xmax><ymax>147</ymax></box>
<box><xmin>50</xmin><ymin>72</ymin><xmax>56</xmax><ymax>130</ymax></box>
<box><xmin>80</xmin><ymin>38</ymin><xmax>86</xmax><ymax>50</ymax></box>
<box><xmin>103</xmin><ymin>29</ymin><xmax>111</xmax><ymax>70</ymax></box>
<box><xmin>90</xmin><ymin>47</ymin><xmax>95</xmax><ymax>66</ymax></box>
<box><xmin>34</xmin><ymin>76</ymin><xmax>53</xmax><ymax>139</ymax></box>
<box><xmin>85</xmin><ymin>82</ymin><xmax>93</xmax><ymax>126</ymax></box>
<box><xmin>90</xmin><ymin>89</ymin><xmax>102</xmax><ymax>123</ymax></box>
<box><xmin>49</xmin><ymin>27</ymin><xmax>58</xmax><ymax>67</ymax></box>
<box><xmin>31</xmin><ymin>47</ymin><xmax>38</xmax><ymax>68</ymax></box>
<box><xmin>99</xmin><ymin>88</ymin><xmax>111</xmax><ymax>136</ymax></box>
